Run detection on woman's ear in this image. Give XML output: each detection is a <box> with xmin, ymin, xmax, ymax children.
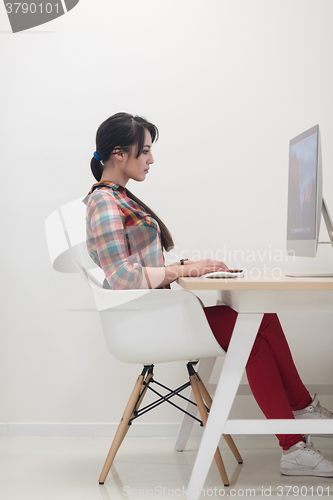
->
<box><xmin>112</xmin><ymin>147</ymin><xmax>124</xmax><ymax>159</ymax></box>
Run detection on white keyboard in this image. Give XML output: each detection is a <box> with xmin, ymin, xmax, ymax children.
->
<box><xmin>204</xmin><ymin>270</ymin><xmax>244</xmax><ymax>279</ymax></box>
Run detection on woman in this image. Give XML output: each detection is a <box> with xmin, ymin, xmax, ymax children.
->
<box><xmin>86</xmin><ymin>112</ymin><xmax>333</xmax><ymax>477</ymax></box>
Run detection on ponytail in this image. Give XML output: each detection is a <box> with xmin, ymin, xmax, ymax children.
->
<box><xmin>90</xmin><ymin>157</ymin><xmax>103</xmax><ymax>182</ymax></box>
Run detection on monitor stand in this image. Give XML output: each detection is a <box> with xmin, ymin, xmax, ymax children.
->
<box><xmin>286</xmin><ymin>198</ymin><xmax>333</xmax><ymax>278</ymax></box>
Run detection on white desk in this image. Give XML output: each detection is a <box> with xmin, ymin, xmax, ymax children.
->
<box><xmin>178</xmin><ymin>274</ymin><xmax>333</xmax><ymax>500</ymax></box>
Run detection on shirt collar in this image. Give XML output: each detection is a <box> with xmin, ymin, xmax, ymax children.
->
<box><xmin>91</xmin><ymin>180</ymin><xmax>124</xmax><ymax>192</ymax></box>
<box><xmin>83</xmin><ymin>180</ymin><xmax>126</xmax><ymax>205</ymax></box>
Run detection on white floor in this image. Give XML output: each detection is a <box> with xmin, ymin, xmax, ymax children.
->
<box><xmin>1</xmin><ymin>436</ymin><xmax>332</xmax><ymax>500</ymax></box>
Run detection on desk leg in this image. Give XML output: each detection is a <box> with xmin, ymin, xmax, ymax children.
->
<box><xmin>186</xmin><ymin>313</ymin><xmax>263</xmax><ymax>500</ymax></box>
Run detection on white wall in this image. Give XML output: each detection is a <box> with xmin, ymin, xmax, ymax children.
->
<box><xmin>1</xmin><ymin>0</ymin><xmax>332</xmax><ymax>436</ymax></box>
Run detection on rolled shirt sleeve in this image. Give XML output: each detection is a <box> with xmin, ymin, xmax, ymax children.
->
<box><xmin>87</xmin><ymin>190</ymin><xmax>144</xmax><ymax>289</ymax></box>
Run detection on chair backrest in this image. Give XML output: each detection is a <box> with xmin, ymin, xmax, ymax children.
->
<box><xmin>45</xmin><ymin>198</ymin><xmax>103</xmax><ymax>310</ymax></box>
<box><xmin>45</xmin><ymin>198</ymin><xmax>97</xmax><ymax>273</ymax></box>
<box><xmin>46</xmin><ymin>199</ymin><xmax>225</xmax><ymax>364</ymax></box>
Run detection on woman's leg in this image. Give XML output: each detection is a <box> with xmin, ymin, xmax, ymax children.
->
<box><xmin>251</xmin><ymin>313</ymin><xmax>312</xmax><ymax>412</ymax></box>
<box><xmin>203</xmin><ymin>305</ymin><xmax>310</xmax><ymax>449</ymax></box>
<box><xmin>245</xmin><ymin>334</ymin><xmax>305</xmax><ymax>449</ymax></box>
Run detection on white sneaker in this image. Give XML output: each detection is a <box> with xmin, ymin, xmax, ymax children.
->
<box><xmin>280</xmin><ymin>437</ymin><xmax>333</xmax><ymax>477</ymax></box>
<box><xmin>293</xmin><ymin>394</ymin><xmax>333</xmax><ymax>437</ymax></box>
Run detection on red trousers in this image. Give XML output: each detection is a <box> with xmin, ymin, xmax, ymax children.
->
<box><xmin>203</xmin><ymin>305</ymin><xmax>312</xmax><ymax>450</ymax></box>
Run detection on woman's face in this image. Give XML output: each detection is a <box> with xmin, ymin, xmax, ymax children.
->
<box><xmin>122</xmin><ymin>128</ymin><xmax>154</xmax><ymax>183</ymax></box>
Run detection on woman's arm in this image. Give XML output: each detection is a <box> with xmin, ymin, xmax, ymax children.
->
<box><xmin>145</xmin><ymin>259</ymin><xmax>230</xmax><ymax>288</ymax></box>
<box><xmin>87</xmin><ymin>190</ymin><xmax>146</xmax><ymax>289</ymax></box>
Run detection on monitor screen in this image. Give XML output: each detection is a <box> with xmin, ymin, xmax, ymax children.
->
<box><xmin>287</xmin><ymin>125</ymin><xmax>322</xmax><ymax>257</ymax></box>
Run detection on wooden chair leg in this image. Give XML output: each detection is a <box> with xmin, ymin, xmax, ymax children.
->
<box><xmin>189</xmin><ymin>374</ymin><xmax>230</xmax><ymax>487</ymax></box>
<box><xmin>99</xmin><ymin>370</ymin><xmax>153</xmax><ymax>484</ymax></box>
<box><xmin>196</xmin><ymin>373</ymin><xmax>243</xmax><ymax>464</ymax></box>
<box><xmin>175</xmin><ymin>357</ymin><xmax>217</xmax><ymax>452</ymax></box>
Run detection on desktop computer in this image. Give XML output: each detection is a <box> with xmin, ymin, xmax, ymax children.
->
<box><xmin>286</xmin><ymin>124</ymin><xmax>333</xmax><ymax>277</ymax></box>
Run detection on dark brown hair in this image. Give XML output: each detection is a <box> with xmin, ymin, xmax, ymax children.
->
<box><xmin>91</xmin><ymin>112</ymin><xmax>174</xmax><ymax>251</ymax></box>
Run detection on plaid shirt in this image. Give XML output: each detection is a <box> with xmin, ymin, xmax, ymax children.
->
<box><xmin>84</xmin><ymin>181</ymin><xmax>166</xmax><ymax>290</ymax></box>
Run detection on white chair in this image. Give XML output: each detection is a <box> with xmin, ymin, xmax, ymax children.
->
<box><xmin>45</xmin><ymin>198</ymin><xmax>243</xmax><ymax>486</ymax></box>
<box><xmin>45</xmin><ymin>197</ymin><xmax>103</xmax><ymax>311</ymax></box>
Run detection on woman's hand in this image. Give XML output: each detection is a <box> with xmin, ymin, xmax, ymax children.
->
<box><xmin>160</xmin><ymin>259</ymin><xmax>229</xmax><ymax>287</ymax></box>
<box><xmin>182</xmin><ymin>259</ymin><xmax>229</xmax><ymax>277</ymax></box>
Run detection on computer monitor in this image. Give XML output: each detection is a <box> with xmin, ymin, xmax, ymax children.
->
<box><xmin>286</xmin><ymin>124</ymin><xmax>333</xmax><ymax>277</ymax></box>
<box><xmin>287</xmin><ymin>125</ymin><xmax>322</xmax><ymax>257</ymax></box>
